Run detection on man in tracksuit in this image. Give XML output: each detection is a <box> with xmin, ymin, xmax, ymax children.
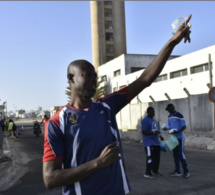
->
<box><xmin>141</xmin><ymin>107</ymin><xmax>164</xmax><ymax>179</ymax></box>
<box><xmin>165</xmin><ymin>104</ymin><xmax>190</xmax><ymax>178</ymax></box>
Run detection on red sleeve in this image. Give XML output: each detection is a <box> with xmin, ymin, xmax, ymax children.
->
<box><xmin>43</xmin><ymin>112</ymin><xmax>64</xmax><ymax>163</ymax></box>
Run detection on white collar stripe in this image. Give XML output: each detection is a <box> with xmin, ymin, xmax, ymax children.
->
<box><xmin>169</xmin><ymin>116</ymin><xmax>184</xmax><ymax>120</ymax></box>
<box><xmin>59</xmin><ymin>107</ymin><xmax>67</xmax><ymax>134</ymax></box>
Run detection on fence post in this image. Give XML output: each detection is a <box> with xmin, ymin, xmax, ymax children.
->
<box><xmin>0</xmin><ymin>128</ymin><xmax>4</xmax><ymax>160</ymax></box>
<box><xmin>183</xmin><ymin>88</ymin><xmax>192</xmax><ymax>132</ymax></box>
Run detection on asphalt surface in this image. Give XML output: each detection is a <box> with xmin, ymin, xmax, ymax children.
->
<box><xmin>1</xmin><ymin>121</ymin><xmax>215</xmax><ymax>195</ymax></box>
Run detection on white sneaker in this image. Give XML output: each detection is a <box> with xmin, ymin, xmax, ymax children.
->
<box><xmin>183</xmin><ymin>172</ymin><xmax>190</xmax><ymax>178</ymax></box>
<box><xmin>170</xmin><ymin>172</ymin><xmax>182</xmax><ymax>177</ymax></box>
<box><xmin>144</xmin><ymin>174</ymin><xmax>155</xmax><ymax>179</ymax></box>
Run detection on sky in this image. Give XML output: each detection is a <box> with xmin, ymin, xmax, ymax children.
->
<box><xmin>0</xmin><ymin>1</ymin><xmax>215</xmax><ymax>112</ymax></box>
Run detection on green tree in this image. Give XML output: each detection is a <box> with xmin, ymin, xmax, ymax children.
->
<box><xmin>65</xmin><ymin>83</ymin><xmax>71</xmax><ymax>101</ymax></box>
<box><xmin>92</xmin><ymin>77</ymin><xmax>107</xmax><ymax>100</ymax></box>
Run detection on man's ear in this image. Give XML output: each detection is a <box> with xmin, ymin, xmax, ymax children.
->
<box><xmin>68</xmin><ymin>73</ymin><xmax>74</xmax><ymax>83</ymax></box>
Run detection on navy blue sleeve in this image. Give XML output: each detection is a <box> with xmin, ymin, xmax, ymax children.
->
<box><xmin>99</xmin><ymin>87</ymin><xmax>130</xmax><ymax>114</ymax></box>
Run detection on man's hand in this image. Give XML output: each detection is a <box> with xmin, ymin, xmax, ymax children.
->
<box><xmin>154</xmin><ymin>130</ymin><xmax>160</xmax><ymax>135</ymax></box>
<box><xmin>43</xmin><ymin>142</ymin><xmax>121</xmax><ymax>189</ymax></box>
<box><xmin>169</xmin><ymin>129</ymin><xmax>178</xmax><ymax>134</ymax></box>
<box><xmin>159</xmin><ymin>136</ymin><xmax>164</xmax><ymax>141</ymax></box>
<box><xmin>171</xmin><ymin>14</ymin><xmax>192</xmax><ymax>45</ymax></box>
<box><xmin>162</xmin><ymin>124</ymin><xmax>170</xmax><ymax>131</ymax></box>
<box><xmin>96</xmin><ymin>142</ymin><xmax>121</xmax><ymax>169</ymax></box>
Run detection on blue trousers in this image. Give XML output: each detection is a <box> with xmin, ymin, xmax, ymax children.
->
<box><xmin>172</xmin><ymin>138</ymin><xmax>189</xmax><ymax>174</ymax></box>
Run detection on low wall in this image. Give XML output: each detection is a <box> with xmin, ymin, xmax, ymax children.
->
<box><xmin>117</xmin><ymin>93</ymin><xmax>214</xmax><ymax>141</ymax></box>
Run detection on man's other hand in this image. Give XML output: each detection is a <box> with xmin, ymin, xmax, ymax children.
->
<box><xmin>97</xmin><ymin>142</ymin><xmax>121</xmax><ymax>169</ymax></box>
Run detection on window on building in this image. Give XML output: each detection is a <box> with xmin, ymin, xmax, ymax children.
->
<box><xmin>105</xmin><ymin>8</ymin><xmax>112</xmax><ymax>17</ymax></box>
<box><xmin>104</xmin><ymin>1</ymin><xmax>112</xmax><ymax>6</ymax></box>
<box><xmin>190</xmin><ymin>63</ymin><xmax>209</xmax><ymax>74</ymax></box>
<box><xmin>114</xmin><ymin>69</ymin><xmax>121</xmax><ymax>77</ymax></box>
<box><xmin>101</xmin><ymin>75</ymin><xmax>107</xmax><ymax>82</ymax></box>
<box><xmin>154</xmin><ymin>74</ymin><xmax>168</xmax><ymax>82</ymax></box>
<box><xmin>170</xmin><ymin>69</ymin><xmax>187</xmax><ymax>79</ymax></box>
<box><xmin>131</xmin><ymin>67</ymin><xmax>144</xmax><ymax>73</ymax></box>
<box><xmin>106</xmin><ymin>44</ymin><xmax>114</xmax><ymax>53</ymax></box>
<box><xmin>105</xmin><ymin>21</ymin><xmax>113</xmax><ymax>29</ymax></box>
<box><xmin>106</xmin><ymin>33</ymin><xmax>114</xmax><ymax>41</ymax></box>
<box><xmin>113</xmin><ymin>87</ymin><xmax>117</xmax><ymax>92</ymax></box>
<box><xmin>181</xmin><ymin>69</ymin><xmax>187</xmax><ymax>76</ymax></box>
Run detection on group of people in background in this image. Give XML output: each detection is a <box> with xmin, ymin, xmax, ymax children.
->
<box><xmin>141</xmin><ymin>104</ymin><xmax>190</xmax><ymax>179</ymax></box>
<box><xmin>0</xmin><ymin>114</ymin><xmax>50</xmax><ymax>138</ymax></box>
<box><xmin>0</xmin><ymin>116</ymin><xmax>21</xmax><ymax>138</ymax></box>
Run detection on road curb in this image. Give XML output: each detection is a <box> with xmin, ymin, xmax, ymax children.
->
<box><xmin>185</xmin><ymin>143</ymin><xmax>215</xmax><ymax>151</ymax></box>
<box><xmin>124</xmin><ymin>137</ymin><xmax>215</xmax><ymax>152</ymax></box>
<box><xmin>0</xmin><ymin>156</ymin><xmax>15</xmax><ymax>180</ymax></box>
<box><xmin>0</xmin><ymin>136</ymin><xmax>15</xmax><ymax>180</ymax></box>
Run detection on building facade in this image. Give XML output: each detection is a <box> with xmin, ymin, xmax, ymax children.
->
<box><xmin>90</xmin><ymin>1</ymin><xmax>126</xmax><ymax>71</ymax></box>
<box><xmin>97</xmin><ymin>45</ymin><xmax>215</xmax><ymax>139</ymax></box>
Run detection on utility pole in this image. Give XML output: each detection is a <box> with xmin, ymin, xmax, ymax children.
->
<box><xmin>6</xmin><ymin>100</ymin><xmax>7</xmax><ymax>117</ymax></box>
<box><xmin>183</xmin><ymin>88</ymin><xmax>192</xmax><ymax>132</ymax></box>
<box><xmin>208</xmin><ymin>53</ymin><xmax>215</xmax><ymax>134</ymax></box>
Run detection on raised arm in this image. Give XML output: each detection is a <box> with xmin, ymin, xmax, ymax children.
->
<box><xmin>43</xmin><ymin>142</ymin><xmax>121</xmax><ymax>189</ymax></box>
<box><xmin>128</xmin><ymin>14</ymin><xmax>192</xmax><ymax>101</ymax></box>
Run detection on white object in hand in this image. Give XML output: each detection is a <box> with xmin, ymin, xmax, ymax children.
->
<box><xmin>162</xmin><ymin>124</ymin><xmax>170</xmax><ymax>130</ymax></box>
<box><xmin>171</xmin><ymin>17</ymin><xmax>190</xmax><ymax>35</ymax></box>
<box><xmin>169</xmin><ymin>129</ymin><xmax>177</xmax><ymax>134</ymax></box>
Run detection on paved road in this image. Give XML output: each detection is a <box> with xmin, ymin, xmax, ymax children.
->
<box><xmin>124</xmin><ymin>141</ymin><xmax>215</xmax><ymax>195</ymax></box>
<box><xmin>1</xmin><ymin>122</ymin><xmax>215</xmax><ymax>195</ymax></box>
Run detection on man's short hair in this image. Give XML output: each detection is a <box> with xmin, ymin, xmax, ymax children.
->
<box><xmin>147</xmin><ymin>106</ymin><xmax>154</xmax><ymax>113</ymax></box>
<box><xmin>165</xmin><ymin>103</ymin><xmax>174</xmax><ymax>111</ymax></box>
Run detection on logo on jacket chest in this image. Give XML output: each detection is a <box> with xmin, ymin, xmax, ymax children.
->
<box><xmin>68</xmin><ymin>114</ymin><xmax>77</xmax><ymax>124</ymax></box>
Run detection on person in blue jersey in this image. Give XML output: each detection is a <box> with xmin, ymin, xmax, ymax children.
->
<box><xmin>141</xmin><ymin>107</ymin><xmax>164</xmax><ymax>179</ymax></box>
<box><xmin>165</xmin><ymin>103</ymin><xmax>190</xmax><ymax>178</ymax></box>
<box><xmin>43</xmin><ymin>15</ymin><xmax>192</xmax><ymax>195</ymax></box>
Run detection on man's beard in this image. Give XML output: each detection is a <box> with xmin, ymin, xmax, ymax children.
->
<box><xmin>77</xmin><ymin>88</ymin><xmax>96</xmax><ymax>99</ymax></box>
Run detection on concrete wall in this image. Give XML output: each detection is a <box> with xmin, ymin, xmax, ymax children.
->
<box><xmin>117</xmin><ymin>94</ymin><xmax>214</xmax><ymax>141</ymax></box>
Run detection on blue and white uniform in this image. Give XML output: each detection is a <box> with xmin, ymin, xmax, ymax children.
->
<box><xmin>43</xmin><ymin>87</ymin><xmax>131</xmax><ymax>195</ymax></box>
<box><xmin>141</xmin><ymin>116</ymin><xmax>160</xmax><ymax>147</ymax></box>
<box><xmin>168</xmin><ymin>111</ymin><xmax>189</xmax><ymax>174</ymax></box>
<box><xmin>141</xmin><ymin>116</ymin><xmax>161</xmax><ymax>175</ymax></box>
<box><xmin>168</xmin><ymin>111</ymin><xmax>186</xmax><ymax>139</ymax></box>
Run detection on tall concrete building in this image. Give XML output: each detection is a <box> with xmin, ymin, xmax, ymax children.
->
<box><xmin>90</xmin><ymin>1</ymin><xmax>127</xmax><ymax>71</ymax></box>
